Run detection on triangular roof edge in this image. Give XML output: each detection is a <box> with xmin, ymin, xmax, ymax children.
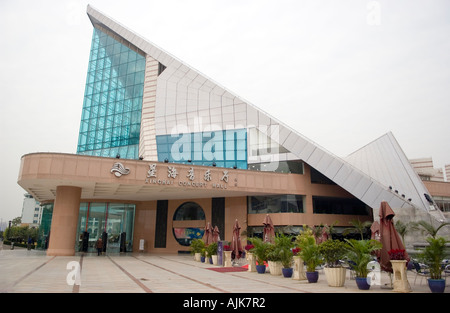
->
<box><xmin>85</xmin><ymin>5</ymin><xmax>432</xmax><ymax>215</ymax></box>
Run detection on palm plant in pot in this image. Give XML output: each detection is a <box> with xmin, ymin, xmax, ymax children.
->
<box><xmin>248</xmin><ymin>237</ymin><xmax>270</xmax><ymax>274</ymax></box>
<box><xmin>189</xmin><ymin>238</ymin><xmax>205</xmax><ymax>262</ymax></box>
<box><xmin>318</xmin><ymin>239</ymin><xmax>347</xmax><ymax>287</ymax></box>
<box><xmin>344</xmin><ymin>239</ymin><xmax>382</xmax><ymax>290</ymax></box>
<box><xmin>275</xmin><ymin>233</ymin><xmax>295</xmax><ymax>278</ymax></box>
<box><xmin>206</xmin><ymin>242</ymin><xmax>218</xmax><ymax>265</ymax></box>
<box><xmin>295</xmin><ymin>227</ymin><xmax>322</xmax><ymax>283</ymax></box>
<box><xmin>419</xmin><ymin>236</ymin><xmax>448</xmax><ymax>293</ymax></box>
<box><xmin>266</xmin><ymin>244</ymin><xmax>283</xmax><ymax>275</ymax></box>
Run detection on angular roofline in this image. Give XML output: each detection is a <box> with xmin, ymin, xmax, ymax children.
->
<box><xmin>85</xmin><ymin>5</ymin><xmax>436</xmax><ymax>216</ymax></box>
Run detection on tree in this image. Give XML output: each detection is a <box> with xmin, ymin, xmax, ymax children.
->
<box><xmin>394</xmin><ymin>220</ymin><xmax>412</xmax><ymax>244</ymax></box>
<box><xmin>11</xmin><ymin>217</ymin><xmax>21</xmax><ymax>226</ymax></box>
<box><xmin>342</xmin><ymin>219</ymin><xmax>372</xmax><ymax>240</ymax></box>
<box><xmin>412</xmin><ymin>220</ymin><xmax>450</xmax><ymax>239</ymax></box>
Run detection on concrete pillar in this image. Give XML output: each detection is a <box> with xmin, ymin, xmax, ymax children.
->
<box><xmin>47</xmin><ymin>186</ymin><xmax>82</xmax><ymax>256</ymax></box>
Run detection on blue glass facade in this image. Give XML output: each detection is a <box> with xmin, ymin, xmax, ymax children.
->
<box><xmin>156</xmin><ymin>129</ymin><xmax>247</xmax><ymax>169</ymax></box>
<box><xmin>77</xmin><ymin>28</ymin><xmax>146</xmax><ymax>159</ymax></box>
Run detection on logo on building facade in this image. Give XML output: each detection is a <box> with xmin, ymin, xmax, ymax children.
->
<box><xmin>110</xmin><ymin>162</ymin><xmax>130</xmax><ymax>177</ymax></box>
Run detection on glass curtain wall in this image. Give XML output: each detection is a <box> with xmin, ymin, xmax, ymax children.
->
<box><xmin>77</xmin><ymin>27</ymin><xmax>146</xmax><ymax>159</ymax></box>
<box><xmin>156</xmin><ymin>129</ymin><xmax>247</xmax><ymax>169</ymax></box>
<box><xmin>36</xmin><ymin>203</ymin><xmax>53</xmax><ymax>250</ymax></box>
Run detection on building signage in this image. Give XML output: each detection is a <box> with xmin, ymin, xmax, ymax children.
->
<box><xmin>144</xmin><ymin>163</ymin><xmax>236</xmax><ymax>189</ymax></box>
<box><xmin>110</xmin><ymin>162</ymin><xmax>130</xmax><ymax>177</ymax></box>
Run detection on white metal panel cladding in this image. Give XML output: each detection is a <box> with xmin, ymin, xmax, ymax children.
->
<box><xmin>314</xmin><ymin>151</ymin><xmax>335</xmax><ymax>174</ymax></box>
<box><xmin>86</xmin><ymin>5</ymin><xmax>434</xmax><ymax>214</ymax></box>
<box><xmin>305</xmin><ymin>148</ymin><xmax>325</xmax><ymax>169</ymax></box>
<box><xmin>347</xmin><ymin>175</ymin><xmax>373</xmax><ymax>199</ymax></box>
<box><xmin>332</xmin><ymin>163</ymin><xmax>353</xmax><ymax>186</ymax></box>
<box><xmin>360</xmin><ymin>183</ymin><xmax>383</xmax><ymax>207</ymax></box>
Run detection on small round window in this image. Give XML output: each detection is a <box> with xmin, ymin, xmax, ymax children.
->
<box><xmin>172</xmin><ymin>202</ymin><xmax>205</xmax><ymax>246</ymax></box>
<box><xmin>173</xmin><ymin>202</ymin><xmax>205</xmax><ymax>221</ymax></box>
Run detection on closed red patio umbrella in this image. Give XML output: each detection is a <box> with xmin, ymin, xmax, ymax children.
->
<box><xmin>213</xmin><ymin>225</ymin><xmax>220</xmax><ymax>243</ymax></box>
<box><xmin>379</xmin><ymin>201</ymin><xmax>409</xmax><ymax>272</ymax></box>
<box><xmin>204</xmin><ymin>222</ymin><xmax>213</xmax><ymax>245</ymax></box>
<box><xmin>231</xmin><ymin>219</ymin><xmax>243</xmax><ymax>259</ymax></box>
<box><xmin>263</xmin><ymin>214</ymin><xmax>275</xmax><ymax>244</ymax></box>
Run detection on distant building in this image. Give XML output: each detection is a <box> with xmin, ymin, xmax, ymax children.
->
<box><xmin>410</xmin><ymin>157</ymin><xmax>445</xmax><ymax>182</ymax></box>
<box><xmin>21</xmin><ymin>193</ymin><xmax>41</xmax><ymax>226</ymax></box>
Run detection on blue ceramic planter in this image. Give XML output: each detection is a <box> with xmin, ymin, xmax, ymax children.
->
<box><xmin>256</xmin><ymin>264</ymin><xmax>266</xmax><ymax>274</ymax></box>
<box><xmin>282</xmin><ymin>267</ymin><xmax>293</xmax><ymax>278</ymax></box>
<box><xmin>306</xmin><ymin>271</ymin><xmax>319</xmax><ymax>283</ymax></box>
<box><xmin>355</xmin><ymin>277</ymin><xmax>371</xmax><ymax>290</ymax></box>
<box><xmin>428</xmin><ymin>279</ymin><xmax>445</xmax><ymax>293</ymax></box>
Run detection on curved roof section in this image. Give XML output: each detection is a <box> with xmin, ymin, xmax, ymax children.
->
<box><xmin>85</xmin><ymin>5</ymin><xmax>434</xmax><ymax>215</ymax></box>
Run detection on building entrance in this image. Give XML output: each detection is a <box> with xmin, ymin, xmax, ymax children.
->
<box><xmin>76</xmin><ymin>202</ymin><xmax>135</xmax><ymax>253</ymax></box>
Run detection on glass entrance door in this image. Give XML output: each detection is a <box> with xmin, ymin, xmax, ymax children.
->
<box><xmin>75</xmin><ymin>202</ymin><xmax>135</xmax><ymax>254</ymax></box>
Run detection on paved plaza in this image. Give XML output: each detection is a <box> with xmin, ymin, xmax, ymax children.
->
<box><xmin>0</xmin><ymin>244</ymin><xmax>446</xmax><ymax>295</ymax></box>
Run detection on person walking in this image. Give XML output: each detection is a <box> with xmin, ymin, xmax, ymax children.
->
<box><xmin>96</xmin><ymin>237</ymin><xmax>103</xmax><ymax>256</ymax></box>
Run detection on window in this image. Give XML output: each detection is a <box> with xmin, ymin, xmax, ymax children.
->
<box><xmin>248</xmin><ymin>195</ymin><xmax>304</xmax><ymax>214</ymax></box>
<box><xmin>173</xmin><ymin>202</ymin><xmax>205</xmax><ymax>221</ymax></box>
<box><xmin>248</xmin><ymin>160</ymin><xmax>304</xmax><ymax>174</ymax></box>
<box><xmin>312</xmin><ymin>196</ymin><xmax>369</xmax><ymax>215</ymax></box>
<box><xmin>173</xmin><ymin>202</ymin><xmax>205</xmax><ymax>246</ymax></box>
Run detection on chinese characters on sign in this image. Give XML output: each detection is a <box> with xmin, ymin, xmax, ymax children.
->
<box><xmin>144</xmin><ymin>163</ymin><xmax>234</xmax><ymax>189</ymax></box>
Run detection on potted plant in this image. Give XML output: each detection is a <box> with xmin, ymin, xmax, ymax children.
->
<box><xmin>266</xmin><ymin>243</ymin><xmax>283</xmax><ymax>276</ymax></box>
<box><xmin>419</xmin><ymin>236</ymin><xmax>448</xmax><ymax>293</ymax></box>
<box><xmin>292</xmin><ymin>247</ymin><xmax>306</xmax><ymax>280</ymax></box>
<box><xmin>344</xmin><ymin>239</ymin><xmax>382</xmax><ymax>290</ymax></box>
<box><xmin>248</xmin><ymin>237</ymin><xmax>270</xmax><ymax>274</ymax></box>
<box><xmin>295</xmin><ymin>227</ymin><xmax>322</xmax><ymax>283</ymax></box>
<box><xmin>206</xmin><ymin>242</ymin><xmax>218</xmax><ymax>265</ymax></box>
<box><xmin>200</xmin><ymin>247</ymin><xmax>207</xmax><ymax>263</ymax></box>
<box><xmin>388</xmin><ymin>248</ymin><xmax>411</xmax><ymax>292</ymax></box>
<box><xmin>318</xmin><ymin>239</ymin><xmax>347</xmax><ymax>287</ymax></box>
<box><xmin>189</xmin><ymin>239</ymin><xmax>205</xmax><ymax>262</ymax></box>
<box><xmin>274</xmin><ymin>233</ymin><xmax>294</xmax><ymax>278</ymax></box>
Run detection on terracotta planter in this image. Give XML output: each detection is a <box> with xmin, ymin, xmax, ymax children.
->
<box><xmin>292</xmin><ymin>256</ymin><xmax>306</xmax><ymax>280</ymax></box>
<box><xmin>268</xmin><ymin>261</ymin><xmax>282</xmax><ymax>275</ymax></box>
<box><xmin>246</xmin><ymin>252</ymin><xmax>257</xmax><ymax>272</ymax></box>
<box><xmin>224</xmin><ymin>251</ymin><xmax>232</xmax><ymax>267</ymax></box>
<box><xmin>390</xmin><ymin>260</ymin><xmax>411</xmax><ymax>293</ymax></box>
<box><xmin>324</xmin><ymin>267</ymin><xmax>346</xmax><ymax>287</ymax></box>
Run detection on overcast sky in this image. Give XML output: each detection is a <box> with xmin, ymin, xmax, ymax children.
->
<box><xmin>1</xmin><ymin>0</ymin><xmax>449</xmax><ymax>222</ymax></box>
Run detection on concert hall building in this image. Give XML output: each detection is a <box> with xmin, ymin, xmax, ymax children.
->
<box><xmin>17</xmin><ymin>5</ymin><xmax>446</xmax><ymax>256</ymax></box>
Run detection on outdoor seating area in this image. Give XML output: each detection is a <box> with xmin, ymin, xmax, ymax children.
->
<box><xmin>191</xmin><ymin>202</ymin><xmax>450</xmax><ymax>293</ymax></box>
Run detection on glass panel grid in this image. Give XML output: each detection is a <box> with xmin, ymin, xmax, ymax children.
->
<box><xmin>77</xmin><ymin>28</ymin><xmax>145</xmax><ymax>159</ymax></box>
<box><xmin>156</xmin><ymin>129</ymin><xmax>247</xmax><ymax>169</ymax></box>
